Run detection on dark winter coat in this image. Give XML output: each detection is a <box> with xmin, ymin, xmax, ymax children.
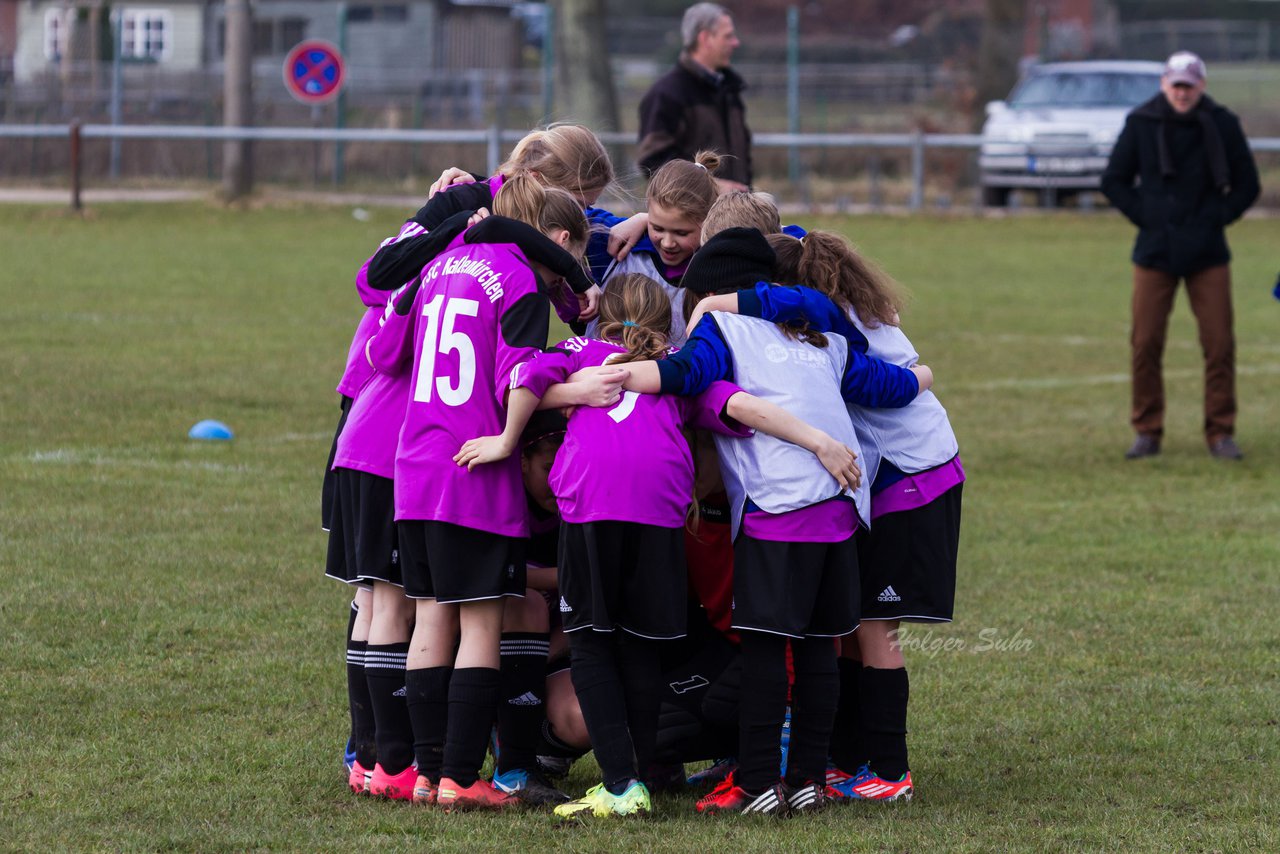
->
<box><xmin>1101</xmin><ymin>93</ymin><xmax>1259</xmax><ymax>277</ymax></box>
<box><xmin>636</xmin><ymin>54</ymin><xmax>752</xmax><ymax>186</ymax></box>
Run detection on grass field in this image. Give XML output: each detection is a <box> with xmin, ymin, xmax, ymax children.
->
<box><xmin>1</xmin><ymin>202</ymin><xmax>1277</xmax><ymax>852</ymax></box>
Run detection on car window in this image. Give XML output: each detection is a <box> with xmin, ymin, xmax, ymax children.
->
<box><xmin>1008</xmin><ymin>72</ymin><xmax>1160</xmax><ymax>108</ymax></box>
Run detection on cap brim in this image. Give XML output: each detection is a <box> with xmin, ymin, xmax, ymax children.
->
<box><xmin>1165</xmin><ymin>71</ymin><xmax>1203</xmax><ymax>86</ymax></box>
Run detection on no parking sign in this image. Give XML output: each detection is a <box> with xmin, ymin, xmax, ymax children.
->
<box><xmin>283</xmin><ymin>40</ymin><xmax>345</xmax><ymax>104</ymax></box>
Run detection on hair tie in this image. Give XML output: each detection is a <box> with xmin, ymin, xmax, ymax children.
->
<box><xmin>622</xmin><ymin>320</ymin><xmax>638</xmax><ymax>327</ymax></box>
<box><xmin>693</xmin><ymin>162</ymin><xmax>708</xmax><ymax>171</ymax></box>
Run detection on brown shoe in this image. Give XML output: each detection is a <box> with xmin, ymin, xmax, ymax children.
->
<box><xmin>1124</xmin><ymin>435</ymin><xmax>1160</xmax><ymax>459</ymax></box>
<box><xmin>1209</xmin><ymin>437</ymin><xmax>1243</xmax><ymax>460</ymax></box>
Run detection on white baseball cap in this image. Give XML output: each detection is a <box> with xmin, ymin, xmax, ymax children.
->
<box><xmin>1164</xmin><ymin>51</ymin><xmax>1206</xmax><ymax>86</ymax></box>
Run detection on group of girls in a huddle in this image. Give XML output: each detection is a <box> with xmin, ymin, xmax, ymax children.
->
<box><xmin>322</xmin><ymin>124</ymin><xmax>963</xmax><ymax>819</ymax></box>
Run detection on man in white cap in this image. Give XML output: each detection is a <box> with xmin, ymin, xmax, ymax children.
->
<box><xmin>1102</xmin><ymin>51</ymin><xmax>1260</xmax><ymax>460</ymax></box>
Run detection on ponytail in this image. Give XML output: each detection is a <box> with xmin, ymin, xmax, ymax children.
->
<box><xmin>594</xmin><ymin>274</ymin><xmax>673</xmax><ymax>364</ymax></box>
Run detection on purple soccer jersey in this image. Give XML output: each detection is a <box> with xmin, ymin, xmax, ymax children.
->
<box><xmin>368</xmin><ymin>242</ymin><xmax>550</xmax><ymax>536</ymax></box>
<box><xmin>332</xmin><ymin>300</ymin><xmax>411</xmax><ymax>479</ymax></box>
<box><xmin>336</xmin><ymin>220</ymin><xmax>430</xmax><ymax>397</ymax></box>
<box><xmin>515</xmin><ymin>337</ymin><xmax>750</xmax><ymax>527</ymax></box>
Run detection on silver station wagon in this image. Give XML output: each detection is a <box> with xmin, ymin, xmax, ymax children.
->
<box><xmin>979</xmin><ymin>60</ymin><xmax>1163</xmax><ymax>206</ymax></box>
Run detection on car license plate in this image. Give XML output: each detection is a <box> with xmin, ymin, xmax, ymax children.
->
<box><xmin>1027</xmin><ymin>156</ymin><xmax>1086</xmax><ymax>174</ymax></box>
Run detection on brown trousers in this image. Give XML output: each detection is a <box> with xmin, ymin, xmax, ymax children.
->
<box><xmin>1130</xmin><ymin>264</ymin><xmax>1236</xmax><ymax>444</ymax></box>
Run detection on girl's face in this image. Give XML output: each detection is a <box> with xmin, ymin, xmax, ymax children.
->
<box><xmin>522</xmin><ymin>441</ymin><xmax>560</xmax><ymax>513</ymax></box>
<box><xmin>647</xmin><ymin>201</ymin><xmax>702</xmax><ymax>269</ymax></box>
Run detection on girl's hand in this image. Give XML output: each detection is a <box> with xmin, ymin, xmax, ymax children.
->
<box><xmin>911</xmin><ymin>364</ymin><xmax>933</xmax><ymax>393</ymax></box>
<box><xmin>576</xmin><ymin>284</ymin><xmax>602</xmax><ymax>321</ymax></box>
<box><xmin>454</xmin><ymin>434</ymin><xmax>518</xmax><ymax>471</ymax></box>
<box><xmin>812</xmin><ymin>433</ymin><xmax>861</xmax><ymax>493</ymax></box>
<box><xmin>607</xmin><ymin>213</ymin><xmax>649</xmax><ymax>260</ymax></box>
<box><xmin>428</xmin><ymin>167</ymin><xmax>476</xmax><ymax>198</ymax></box>
<box><xmin>684</xmin><ymin>293</ymin><xmax>737</xmax><ymax>339</ymax></box>
<box><xmin>467</xmin><ymin>207</ymin><xmax>491</xmax><ymax>227</ymax></box>
<box><xmin>577</xmin><ymin>366</ymin><xmax>629</xmax><ymax>407</ymax></box>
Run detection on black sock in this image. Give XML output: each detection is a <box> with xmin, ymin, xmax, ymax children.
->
<box><xmin>617</xmin><ymin>635</ymin><xmax>662</xmax><ymax>783</ymax></box>
<box><xmin>496</xmin><ymin>632</ymin><xmax>550</xmax><ymax>774</ymax></box>
<box><xmin>569</xmin><ymin>630</ymin><xmax>638</xmax><ymax>792</ymax></box>
<box><xmin>441</xmin><ymin>667</ymin><xmax>500</xmax><ymax>787</ymax></box>
<box><xmin>784</xmin><ymin>638</ymin><xmax>838</xmax><ymax>788</ymax></box>
<box><xmin>829</xmin><ymin>656</ymin><xmax>864</xmax><ymax>772</ymax></box>
<box><xmin>736</xmin><ymin>631</ymin><xmax>789</xmax><ymax>793</ymax></box>
<box><xmin>346</xmin><ymin>602</ymin><xmax>378</xmax><ymax>769</ymax></box>
<box><xmin>406</xmin><ymin>666</ymin><xmax>452</xmax><ymax>781</ymax></box>
<box><xmin>860</xmin><ymin>666</ymin><xmax>910</xmax><ymax>781</ymax></box>
<box><xmin>364</xmin><ymin>642</ymin><xmax>413</xmax><ymax>775</ymax></box>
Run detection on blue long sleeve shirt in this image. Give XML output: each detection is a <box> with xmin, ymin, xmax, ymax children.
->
<box><xmin>656</xmin><ymin>293</ymin><xmax>919</xmax><ymax>407</ymax></box>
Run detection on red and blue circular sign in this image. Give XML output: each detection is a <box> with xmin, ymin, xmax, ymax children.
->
<box><xmin>283</xmin><ymin>40</ymin><xmax>345</xmax><ymax>104</ymax></box>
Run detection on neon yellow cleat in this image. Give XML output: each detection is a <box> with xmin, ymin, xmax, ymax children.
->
<box><xmin>553</xmin><ymin>781</ymin><xmax>652</xmax><ymax>820</ymax></box>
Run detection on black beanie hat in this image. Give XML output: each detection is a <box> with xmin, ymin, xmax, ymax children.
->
<box><xmin>521</xmin><ymin>409</ymin><xmax>568</xmax><ymax>452</ymax></box>
<box><xmin>682</xmin><ymin>227</ymin><xmax>777</xmax><ymax>295</ymax></box>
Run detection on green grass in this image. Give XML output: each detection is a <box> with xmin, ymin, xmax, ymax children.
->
<box><xmin>1</xmin><ymin>203</ymin><xmax>1277</xmax><ymax>852</ymax></box>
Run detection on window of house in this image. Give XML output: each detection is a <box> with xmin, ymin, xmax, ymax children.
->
<box><xmin>43</xmin><ymin>8</ymin><xmax>69</xmax><ymax>61</ymax></box>
<box><xmin>348</xmin><ymin>5</ymin><xmax>408</xmax><ymax>24</ymax></box>
<box><xmin>119</xmin><ymin>9</ymin><xmax>173</xmax><ymax>62</ymax></box>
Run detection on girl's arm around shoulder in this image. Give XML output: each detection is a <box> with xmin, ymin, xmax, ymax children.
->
<box><xmin>454</xmin><ymin>386</ymin><xmax>540</xmax><ymax>471</ymax></box>
<box><xmin>681</xmin><ymin>380</ymin><xmax>755</xmax><ymax>438</ymax></box>
<box><xmin>841</xmin><ymin>349</ymin><xmax>930</xmax><ymax>409</ymax></box>
<box><xmin>724</xmin><ymin>391</ymin><xmax>862</xmax><ymax>493</ymax></box>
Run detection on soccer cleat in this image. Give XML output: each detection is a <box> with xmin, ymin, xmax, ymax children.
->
<box><xmin>436</xmin><ymin>777</ymin><xmax>517</xmax><ymax>812</ymax></box>
<box><xmin>492</xmin><ymin>767</ymin><xmax>571</xmax><ymax>806</ymax></box>
<box><xmin>368</xmin><ymin>763</ymin><xmax>418</xmax><ymax>801</ymax></box>
<box><xmin>343</xmin><ymin>738</ymin><xmax>357</xmax><ymax>774</ymax></box>
<box><xmin>553</xmin><ymin>781</ymin><xmax>652</xmax><ymax>820</ymax></box>
<box><xmin>686</xmin><ymin>757</ymin><xmax>737</xmax><ymax>788</ymax></box>
<box><xmin>827</xmin><ymin>766</ymin><xmax>913</xmax><ymax>802</ymax></box>
<box><xmin>536</xmin><ymin>754</ymin><xmax>575</xmax><ymax>779</ymax></box>
<box><xmin>348</xmin><ymin>760</ymin><xmax>373</xmax><ymax>795</ymax></box>
<box><xmin>783</xmin><ymin>781</ymin><xmax>828</xmax><ymax>815</ymax></box>
<box><xmin>695</xmin><ymin>774</ymin><xmax>786</xmax><ymax>816</ymax></box>
<box><xmin>824</xmin><ymin>763</ymin><xmax>857</xmax><ymax>789</ymax></box>
<box><xmin>412</xmin><ymin>775</ymin><xmax>437</xmax><ymax>806</ymax></box>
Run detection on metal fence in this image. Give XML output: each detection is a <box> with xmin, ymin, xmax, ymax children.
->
<box><xmin>3</xmin><ymin>122</ymin><xmax>1278</xmax><ymax>213</ymax></box>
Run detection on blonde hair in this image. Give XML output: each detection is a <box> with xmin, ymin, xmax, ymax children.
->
<box><xmin>499</xmin><ymin>124</ymin><xmax>614</xmax><ymax>204</ymax></box>
<box><xmin>493</xmin><ymin>172</ymin><xmax>591</xmax><ymax>256</ymax></box>
<box><xmin>594</xmin><ymin>274</ymin><xmax>673</xmax><ymax>364</ymax></box>
<box><xmin>647</xmin><ymin>151</ymin><xmax>722</xmax><ymax>224</ymax></box>
<box><xmin>701</xmin><ymin>191</ymin><xmax>782</xmax><ymax>243</ymax></box>
<box><xmin>767</xmin><ymin>230</ymin><xmax>904</xmax><ymax>329</ymax></box>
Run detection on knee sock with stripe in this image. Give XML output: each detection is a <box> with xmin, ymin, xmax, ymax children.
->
<box><xmin>364</xmin><ymin>642</ymin><xmax>414</xmax><ymax>775</ymax></box>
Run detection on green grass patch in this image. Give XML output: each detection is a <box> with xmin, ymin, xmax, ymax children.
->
<box><xmin>1</xmin><ymin>203</ymin><xmax>1277</xmax><ymax>851</ymax></box>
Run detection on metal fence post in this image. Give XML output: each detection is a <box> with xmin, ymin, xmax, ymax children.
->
<box><xmin>487</xmin><ymin>125</ymin><xmax>502</xmax><ymax>175</ymax></box>
<box><xmin>69</xmin><ymin>120</ymin><xmax>82</xmax><ymax>211</ymax></box>
<box><xmin>909</xmin><ymin>129</ymin><xmax>924</xmax><ymax>211</ymax></box>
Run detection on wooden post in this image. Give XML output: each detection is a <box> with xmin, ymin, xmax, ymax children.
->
<box><xmin>70</xmin><ymin>120</ymin><xmax>82</xmax><ymax>211</ymax></box>
<box><xmin>222</xmin><ymin>0</ymin><xmax>253</xmax><ymax>201</ymax></box>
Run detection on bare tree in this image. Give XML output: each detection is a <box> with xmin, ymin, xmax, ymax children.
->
<box><xmin>974</xmin><ymin>0</ymin><xmax>1026</xmax><ymax>129</ymax></box>
<box><xmin>553</xmin><ymin>0</ymin><xmax>619</xmax><ymax>131</ymax></box>
<box><xmin>222</xmin><ymin>0</ymin><xmax>253</xmax><ymax>201</ymax></box>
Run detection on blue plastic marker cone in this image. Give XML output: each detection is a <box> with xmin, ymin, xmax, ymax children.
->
<box><xmin>189</xmin><ymin>419</ymin><xmax>234</xmax><ymax>441</ymax></box>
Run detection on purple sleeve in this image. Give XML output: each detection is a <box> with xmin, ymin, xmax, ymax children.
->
<box><xmin>366</xmin><ymin>300</ymin><xmax>416</xmax><ymax>376</ymax></box>
<box><xmin>681</xmin><ymin>380</ymin><xmax>753</xmax><ymax>437</ymax></box>
<box><xmin>512</xmin><ymin>346</ymin><xmax>577</xmax><ymax>399</ymax></box>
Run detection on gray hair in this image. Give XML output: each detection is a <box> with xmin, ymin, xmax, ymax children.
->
<box><xmin>682</xmin><ymin>3</ymin><xmax>729</xmax><ymax>50</ymax></box>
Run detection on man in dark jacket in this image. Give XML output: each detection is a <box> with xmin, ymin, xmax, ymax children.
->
<box><xmin>1102</xmin><ymin>51</ymin><xmax>1260</xmax><ymax>460</ymax></box>
<box><xmin>636</xmin><ymin>3</ymin><xmax>751</xmax><ymax>190</ymax></box>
